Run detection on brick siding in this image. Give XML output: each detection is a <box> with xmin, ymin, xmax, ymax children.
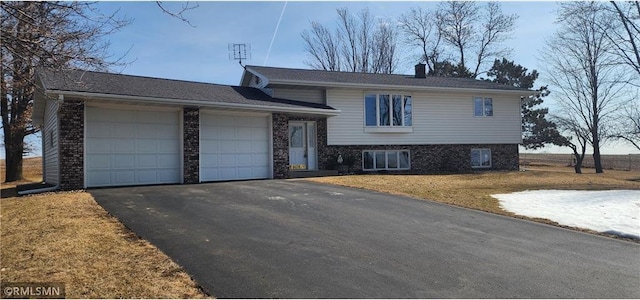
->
<box><xmin>272</xmin><ymin>113</ymin><xmax>518</xmax><ymax>177</ymax></box>
<box><xmin>58</xmin><ymin>100</ymin><xmax>85</xmax><ymax>190</ymax></box>
<box><xmin>183</xmin><ymin>107</ymin><xmax>200</xmax><ymax>183</ymax></box>
<box><xmin>321</xmin><ymin>144</ymin><xmax>519</xmax><ymax>174</ymax></box>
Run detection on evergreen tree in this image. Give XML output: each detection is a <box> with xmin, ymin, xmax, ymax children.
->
<box><xmin>486</xmin><ymin>58</ymin><xmax>568</xmax><ymax>150</ymax></box>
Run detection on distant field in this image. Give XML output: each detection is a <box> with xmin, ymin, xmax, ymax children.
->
<box><xmin>0</xmin><ymin>157</ymin><xmax>43</xmax><ymax>187</ymax></box>
<box><xmin>520</xmin><ymin>153</ymin><xmax>640</xmax><ymax>171</ymax></box>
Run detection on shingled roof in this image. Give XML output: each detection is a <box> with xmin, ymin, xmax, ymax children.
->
<box><xmin>245</xmin><ymin>65</ymin><xmax>531</xmax><ymax>92</ymax></box>
<box><xmin>36</xmin><ymin>68</ymin><xmax>335</xmax><ymax>111</ymax></box>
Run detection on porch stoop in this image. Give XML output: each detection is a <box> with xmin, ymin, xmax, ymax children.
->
<box><xmin>288</xmin><ymin>170</ymin><xmax>339</xmax><ymax>179</ymax></box>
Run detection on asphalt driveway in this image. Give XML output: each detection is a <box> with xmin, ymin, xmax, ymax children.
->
<box><xmin>90</xmin><ymin>180</ymin><xmax>640</xmax><ymax>298</ymax></box>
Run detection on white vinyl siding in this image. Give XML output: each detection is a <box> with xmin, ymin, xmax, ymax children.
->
<box><xmin>326</xmin><ymin>89</ymin><xmax>522</xmax><ymax>145</ymax></box>
<box><xmin>85</xmin><ymin>106</ymin><xmax>181</xmax><ymax>187</ymax></box>
<box><xmin>272</xmin><ymin>88</ymin><xmax>325</xmax><ymax>105</ymax></box>
<box><xmin>43</xmin><ymin>99</ymin><xmax>59</xmax><ymax>184</ymax></box>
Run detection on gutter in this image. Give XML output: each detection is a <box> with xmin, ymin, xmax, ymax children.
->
<box><xmin>47</xmin><ymin>90</ymin><xmax>341</xmax><ymax>116</ymax></box>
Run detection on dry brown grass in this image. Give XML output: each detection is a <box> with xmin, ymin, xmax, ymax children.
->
<box><xmin>0</xmin><ymin>191</ymin><xmax>209</xmax><ymax>298</ymax></box>
<box><xmin>0</xmin><ymin>157</ymin><xmax>43</xmax><ymax>187</ymax></box>
<box><xmin>307</xmin><ymin>166</ymin><xmax>640</xmax><ymax>216</ymax></box>
<box><xmin>1</xmin><ymin>158</ymin><xmax>210</xmax><ymax>298</ymax></box>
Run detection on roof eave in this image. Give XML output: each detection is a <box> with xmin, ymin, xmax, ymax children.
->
<box><xmin>32</xmin><ymin>73</ymin><xmax>49</xmax><ymax>127</ymax></box>
<box><xmin>266</xmin><ymin>79</ymin><xmax>533</xmax><ymax>95</ymax></box>
<box><xmin>46</xmin><ymin>90</ymin><xmax>340</xmax><ymax>116</ymax></box>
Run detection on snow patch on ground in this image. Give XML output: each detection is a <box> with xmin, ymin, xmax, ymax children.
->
<box><xmin>492</xmin><ymin>190</ymin><xmax>640</xmax><ymax>239</ymax></box>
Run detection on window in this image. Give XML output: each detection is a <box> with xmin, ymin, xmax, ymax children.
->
<box><xmin>365</xmin><ymin>93</ymin><xmax>412</xmax><ymax>127</ymax></box>
<box><xmin>471</xmin><ymin>149</ymin><xmax>492</xmax><ymax>168</ymax></box>
<box><xmin>474</xmin><ymin>97</ymin><xmax>493</xmax><ymax>117</ymax></box>
<box><xmin>363</xmin><ymin>150</ymin><xmax>410</xmax><ymax>171</ymax></box>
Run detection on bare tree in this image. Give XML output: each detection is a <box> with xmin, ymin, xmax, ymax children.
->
<box><xmin>398</xmin><ymin>7</ymin><xmax>443</xmax><ymax>73</ymax></box>
<box><xmin>156</xmin><ymin>1</ymin><xmax>198</xmax><ymax>27</ymax></box>
<box><xmin>543</xmin><ymin>1</ymin><xmax>632</xmax><ymax>173</ymax></box>
<box><xmin>612</xmin><ymin>99</ymin><xmax>640</xmax><ymax>150</ymax></box>
<box><xmin>1</xmin><ymin>2</ymin><xmax>129</xmax><ymax>182</ymax></box>
<box><xmin>301</xmin><ymin>22</ymin><xmax>341</xmax><ymax>71</ymax></box>
<box><xmin>436</xmin><ymin>1</ymin><xmax>478</xmax><ymax>73</ymax></box>
<box><xmin>435</xmin><ymin>1</ymin><xmax>517</xmax><ymax>77</ymax></box>
<box><xmin>606</xmin><ymin>1</ymin><xmax>640</xmax><ymax>75</ymax></box>
<box><xmin>302</xmin><ymin>7</ymin><xmax>399</xmax><ymax>74</ymax></box>
<box><xmin>554</xmin><ymin>115</ymin><xmax>590</xmax><ymax>174</ymax></box>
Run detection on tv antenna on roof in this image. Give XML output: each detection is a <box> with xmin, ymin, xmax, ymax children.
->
<box><xmin>228</xmin><ymin>43</ymin><xmax>251</xmax><ymax>67</ymax></box>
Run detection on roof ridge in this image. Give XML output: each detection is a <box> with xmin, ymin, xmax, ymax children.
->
<box><xmin>247</xmin><ymin>65</ymin><xmax>510</xmax><ymax>84</ymax></box>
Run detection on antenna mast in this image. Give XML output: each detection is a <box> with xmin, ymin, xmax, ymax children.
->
<box><xmin>228</xmin><ymin>43</ymin><xmax>251</xmax><ymax>67</ymax></box>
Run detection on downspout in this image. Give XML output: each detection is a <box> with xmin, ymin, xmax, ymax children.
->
<box><xmin>18</xmin><ymin>185</ymin><xmax>58</xmax><ymax>196</ymax></box>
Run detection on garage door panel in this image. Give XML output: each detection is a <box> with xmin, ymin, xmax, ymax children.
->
<box><xmin>87</xmin><ymin>154</ymin><xmax>111</xmax><ymax>169</ymax></box>
<box><xmin>236</xmin><ymin>154</ymin><xmax>253</xmax><ymax>165</ymax></box>
<box><xmin>219</xmin><ymin>154</ymin><xmax>237</xmax><ymax>166</ymax></box>
<box><xmin>136</xmin><ymin>140</ymin><xmax>157</xmax><ymax>153</ymax></box>
<box><xmin>201</xmin><ymin>140</ymin><xmax>218</xmax><ymax>151</ymax></box>
<box><xmin>112</xmin><ymin>139</ymin><xmax>136</xmax><ymax>153</ymax></box>
<box><xmin>113</xmin><ymin>171</ymin><xmax>135</xmax><ymax>184</ymax></box>
<box><xmin>252</xmin><ymin>127</ymin><xmax>268</xmax><ymax>139</ymax></box>
<box><xmin>201</xmin><ymin>154</ymin><xmax>219</xmax><ymax>167</ymax></box>
<box><xmin>158</xmin><ymin>169</ymin><xmax>179</xmax><ymax>182</ymax></box>
<box><xmin>157</xmin><ymin>154</ymin><xmax>179</xmax><ymax>168</ymax></box>
<box><xmin>87</xmin><ymin>122</ymin><xmax>111</xmax><ymax>137</ymax></box>
<box><xmin>138</xmin><ymin>155</ymin><xmax>157</xmax><ymax>168</ymax></box>
<box><xmin>86</xmin><ymin>139</ymin><xmax>111</xmax><ymax>153</ymax></box>
<box><xmin>253</xmin><ymin>154</ymin><xmax>269</xmax><ymax>165</ymax></box>
<box><xmin>88</xmin><ymin>171</ymin><xmax>112</xmax><ymax>186</ymax></box>
<box><xmin>200</xmin><ymin>168</ymin><xmax>219</xmax><ymax>180</ymax></box>
<box><xmin>86</xmin><ymin>106</ymin><xmax>180</xmax><ymax>187</ymax></box>
<box><xmin>236</xmin><ymin>141</ymin><xmax>253</xmax><ymax>153</ymax></box>
<box><xmin>113</xmin><ymin>123</ymin><xmax>136</xmax><ymax>138</ymax></box>
<box><xmin>113</xmin><ymin>155</ymin><xmax>136</xmax><ymax>168</ymax></box>
<box><xmin>236</xmin><ymin>128</ymin><xmax>253</xmax><ymax>139</ymax></box>
<box><xmin>137</xmin><ymin>170</ymin><xmax>158</xmax><ymax>183</ymax></box>
<box><xmin>253</xmin><ymin>166</ymin><xmax>269</xmax><ymax>177</ymax></box>
<box><xmin>253</xmin><ymin>140</ymin><xmax>268</xmax><ymax>152</ymax></box>
<box><xmin>157</xmin><ymin>139</ymin><xmax>178</xmax><ymax>153</ymax></box>
<box><xmin>200</xmin><ymin>113</ymin><xmax>270</xmax><ymax>182</ymax></box>
<box><xmin>138</xmin><ymin>123</ymin><xmax>158</xmax><ymax>138</ymax></box>
<box><xmin>219</xmin><ymin>142</ymin><xmax>236</xmax><ymax>153</ymax></box>
<box><xmin>109</xmin><ymin>110</ymin><xmax>135</xmax><ymax>122</ymax></box>
<box><xmin>200</xmin><ymin>128</ymin><xmax>218</xmax><ymax>139</ymax></box>
<box><xmin>157</xmin><ymin>124</ymin><xmax>178</xmax><ymax>137</ymax></box>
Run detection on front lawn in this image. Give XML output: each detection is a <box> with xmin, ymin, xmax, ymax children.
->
<box><xmin>307</xmin><ymin>165</ymin><xmax>639</xmax><ymax>217</ymax></box>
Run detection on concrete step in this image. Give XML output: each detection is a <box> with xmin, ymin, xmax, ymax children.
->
<box><xmin>288</xmin><ymin>170</ymin><xmax>339</xmax><ymax>179</ymax></box>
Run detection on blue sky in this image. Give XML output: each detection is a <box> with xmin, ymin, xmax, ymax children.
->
<box><xmin>98</xmin><ymin>1</ymin><xmax>555</xmax><ymax>85</ymax></box>
<box><xmin>7</xmin><ymin>1</ymin><xmax>639</xmax><ymax>158</ymax></box>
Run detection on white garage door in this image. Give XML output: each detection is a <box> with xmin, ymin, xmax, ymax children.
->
<box><xmin>85</xmin><ymin>106</ymin><xmax>181</xmax><ymax>187</ymax></box>
<box><xmin>200</xmin><ymin>113</ymin><xmax>270</xmax><ymax>181</ymax></box>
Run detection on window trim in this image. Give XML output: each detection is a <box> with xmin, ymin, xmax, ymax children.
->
<box><xmin>471</xmin><ymin>148</ymin><xmax>492</xmax><ymax>168</ymax></box>
<box><xmin>364</xmin><ymin>92</ymin><xmax>413</xmax><ymax>128</ymax></box>
<box><xmin>362</xmin><ymin>150</ymin><xmax>411</xmax><ymax>171</ymax></box>
<box><xmin>473</xmin><ymin>97</ymin><xmax>493</xmax><ymax>117</ymax></box>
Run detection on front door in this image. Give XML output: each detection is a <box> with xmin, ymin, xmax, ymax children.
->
<box><xmin>289</xmin><ymin>122</ymin><xmax>317</xmax><ymax>170</ymax></box>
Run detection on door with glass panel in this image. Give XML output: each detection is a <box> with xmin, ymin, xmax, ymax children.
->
<box><xmin>288</xmin><ymin>122</ymin><xmax>317</xmax><ymax>170</ymax></box>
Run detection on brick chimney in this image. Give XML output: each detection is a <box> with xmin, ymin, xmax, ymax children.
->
<box><xmin>415</xmin><ymin>63</ymin><xmax>426</xmax><ymax>78</ymax></box>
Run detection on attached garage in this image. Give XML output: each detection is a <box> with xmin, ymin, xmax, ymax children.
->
<box><xmin>85</xmin><ymin>106</ymin><xmax>181</xmax><ymax>187</ymax></box>
<box><xmin>200</xmin><ymin>112</ymin><xmax>270</xmax><ymax>181</ymax></box>
<box><xmin>34</xmin><ymin>68</ymin><xmax>338</xmax><ymax>190</ymax></box>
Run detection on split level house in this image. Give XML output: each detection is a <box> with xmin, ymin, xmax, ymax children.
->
<box><xmin>33</xmin><ymin>64</ymin><xmax>531</xmax><ymax>190</ymax></box>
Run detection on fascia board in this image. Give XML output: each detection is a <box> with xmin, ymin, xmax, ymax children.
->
<box><xmin>47</xmin><ymin>90</ymin><xmax>340</xmax><ymax>116</ymax></box>
<box><xmin>267</xmin><ymin>79</ymin><xmax>534</xmax><ymax>96</ymax></box>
